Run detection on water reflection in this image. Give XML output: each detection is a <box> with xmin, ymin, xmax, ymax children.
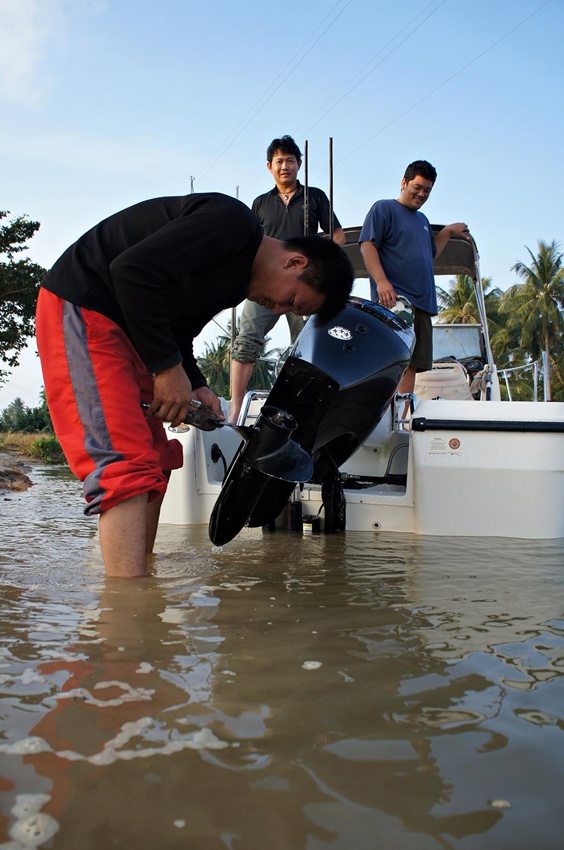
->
<box><xmin>0</xmin><ymin>467</ymin><xmax>563</xmax><ymax>848</ymax></box>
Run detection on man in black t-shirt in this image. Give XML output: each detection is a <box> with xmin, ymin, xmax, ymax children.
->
<box><xmin>36</xmin><ymin>192</ymin><xmax>353</xmax><ymax>578</ymax></box>
<box><xmin>229</xmin><ymin>136</ymin><xmax>346</xmax><ymax>424</ymax></box>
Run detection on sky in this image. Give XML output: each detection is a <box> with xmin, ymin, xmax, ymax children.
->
<box><xmin>1</xmin><ymin>0</ymin><xmax>562</xmax><ymax>410</ymax></box>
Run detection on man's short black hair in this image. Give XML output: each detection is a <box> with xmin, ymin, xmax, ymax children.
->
<box><xmin>403</xmin><ymin>160</ymin><xmax>437</xmax><ymax>184</ymax></box>
<box><xmin>284</xmin><ymin>235</ymin><xmax>353</xmax><ymax>324</ymax></box>
<box><xmin>267</xmin><ymin>135</ymin><xmax>302</xmax><ymax>163</ymax></box>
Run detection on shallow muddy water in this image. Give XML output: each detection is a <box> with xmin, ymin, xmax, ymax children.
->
<box><xmin>1</xmin><ymin>465</ymin><xmax>564</xmax><ymax>849</ymax></box>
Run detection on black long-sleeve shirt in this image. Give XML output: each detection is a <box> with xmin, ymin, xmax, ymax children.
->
<box><xmin>41</xmin><ymin>193</ymin><xmax>263</xmax><ymax>388</ymax></box>
<box><xmin>251</xmin><ymin>182</ymin><xmax>340</xmax><ymax>240</ymax></box>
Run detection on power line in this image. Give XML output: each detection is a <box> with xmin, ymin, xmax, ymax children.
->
<box><xmin>338</xmin><ymin>0</ymin><xmax>553</xmax><ymax>165</ymax></box>
<box><xmin>199</xmin><ymin>0</ymin><xmax>552</xmax><ymax>202</ymax></box>
<box><xmin>196</xmin><ymin>0</ymin><xmax>353</xmax><ymax>184</ymax></box>
<box><xmin>238</xmin><ymin>0</ymin><xmax>449</xmax><ymax>195</ymax></box>
<box><xmin>297</xmin><ymin>0</ymin><xmax>449</xmax><ymax>138</ymax></box>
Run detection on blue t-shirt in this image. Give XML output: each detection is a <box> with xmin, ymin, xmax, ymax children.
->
<box><xmin>359</xmin><ymin>198</ymin><xmax>437</xmax><ymax>314</ymax></box>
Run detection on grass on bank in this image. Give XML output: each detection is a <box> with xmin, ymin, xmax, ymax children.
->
<box><xmin>0</xmin><ymin>432</ymin><xmax>66</xmax><ymax>464</ymax></box>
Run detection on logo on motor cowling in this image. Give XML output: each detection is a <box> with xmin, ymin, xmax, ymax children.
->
<box><xmin>328</xmin><ymin>326</ymin><xmax>352</xmax><ymax>340</ymax></box>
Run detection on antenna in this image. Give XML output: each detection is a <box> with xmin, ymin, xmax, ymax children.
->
<box><xmin>329</xmin><ymin>137</ymin><xmax>334</xmax><ymax>240</ymax></box>
<box><xmin>232</xmin><ymin>186</ymin><xmax>240</xmax><ymax>349</ymax></box>
<box><xmin>303</xmin><ymin>140</ymin><xmax>309</xmax><ymax>235</ymax></box>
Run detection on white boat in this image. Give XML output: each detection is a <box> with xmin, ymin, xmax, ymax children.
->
<box><xmin>160</xmin><ymin>226</ymin><xmax>564</xmax><ymax>541</ymax></box>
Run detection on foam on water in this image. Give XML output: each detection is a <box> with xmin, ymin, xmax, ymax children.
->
<box><xmin>3</xmin><ymin>794</ymin><xmax>59</xmax><ymax>849</ymax></box>
<box><xmin>0</xmin><ymin>722</ymin><xmax>230</xmax><ymax>770</ymax></box>
<box><xmin>301</xmin><ymin>660</ymin><xmax>323</xmax><ymax>670</ymax></box>
<box><xmin>56</xmin><ymin>680</ymin><xmax>154</xmax><ymax>707</ymax></box>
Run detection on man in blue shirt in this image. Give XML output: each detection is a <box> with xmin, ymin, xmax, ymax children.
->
<box><xmin>359</xmin><ymin>160</ymin><xmax>470</xmax><ymax>398</ymax></box>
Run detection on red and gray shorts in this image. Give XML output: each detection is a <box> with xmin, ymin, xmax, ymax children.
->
<box><xmin>36</xmin><ymin>288</ymin><xmax>183</xmax><ymax>516</ymax></box>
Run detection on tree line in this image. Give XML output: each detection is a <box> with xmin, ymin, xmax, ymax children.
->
<box><xmin>435</xmin><ymin>239</ymin><xmax>564</xmax><ymax>400</ymax></box>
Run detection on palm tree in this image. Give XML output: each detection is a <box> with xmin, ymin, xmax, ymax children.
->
<box><xmin>248</xmin><ymin>341</ymin><xmax>287</xmax><ymax>391</ymax></box>
<box><xmin>197</xmin><ymin>319</ymin><xmax>286</xmax><ymax>399</ymax></box>
<box><xmin>551</xmin><ymin>348</ymin><xmax>564</xmax><ymax>400</ymax></box>
<box><xmin>197</xmin><ymin>336</ymin><xmax>231</xmax><ymax>398</ymax></box>
<box><xmin>436</xmin><ymin>274</ymin><xmax>502</xmax><ymax>325</ymax></box>
<box><xmin>437</xmin><ymin>274</ymin><xmax>478</xmax><ymax>323</ymax></box>
<box><xmin>488</xmin><ymin>323</ymin><xmax>528</xmax><ymax>376</ymax></box>
<box><xmin>501</xmin><ymin>240</ymin><xmax>564</xmax><ymax>401</ymax></box>
<box><xmin>436</xmin><ymin>274</ymin><xmax>512</xmax><ymax>362</ymax></box>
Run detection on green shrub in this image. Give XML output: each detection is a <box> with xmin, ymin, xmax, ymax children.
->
<box><xmin>30</xmin><ymin>436</ymin><xmax>66</xmax><ymax>465</ymax></box>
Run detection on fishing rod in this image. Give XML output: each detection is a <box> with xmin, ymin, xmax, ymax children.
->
<box><xmin>303</xmin><ymin>137</ymin><xmax>334</xmax><ymax>237</ymax></box>
<box><xmin>329</xmin><ymin>136</ymin><xmax>334</xmax><ymax>240</ymax></box>
<box><xmin>303</xmin><ymin>139</ymin><xmax>309</xmax><ymax>235</ymax></box>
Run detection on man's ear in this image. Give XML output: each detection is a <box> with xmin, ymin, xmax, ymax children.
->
<box><xmin>284</xmin><ymin>253</ymin><xmax>308</xmax><ymax>270</ymax></box>
<box><xmin>267</xmin><ymin>160</ymin><xmax>273</xmax><ymax>174</ymax></box>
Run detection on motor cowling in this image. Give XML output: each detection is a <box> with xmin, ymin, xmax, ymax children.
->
<box><xmin>209</xmin><ymin>297</ymin><xmax>414</xmax><ymax>543</ymax></box>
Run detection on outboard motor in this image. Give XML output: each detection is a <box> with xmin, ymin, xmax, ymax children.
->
<box><xmin>208</xmin><ymin>406</ymin><xmax>313</xmax><ymax>547</ymax></box>
<box><xmin>209</xmin><ymin>296</ymin><xmax>415</xmax><ymax>545</ymax></box>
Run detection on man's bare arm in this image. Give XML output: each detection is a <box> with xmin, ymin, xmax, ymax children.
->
<box><xmin>360</xmin><ymin>240</ymin><xmax>397</xmax><ymax>308</ymax></box>
<box><xmin>332</xmin><ymin>226</ymin><xmax>346</xmax><ymax>246</ymax></box>
<box><xmin>434</xmin><ymin>222</ymin><xmax>471</xmax><ymax>258</ymax></box>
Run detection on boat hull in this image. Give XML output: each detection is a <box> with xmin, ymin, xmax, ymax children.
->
<box><xmin>159</xmin><ymin>397</ymin><xmax>564</xmax><ymax>540</ymax></box>
<box><xmin>297</xmin><ymin>399</ymin><xmax>564</xmax><ymax>539</ymax></box>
